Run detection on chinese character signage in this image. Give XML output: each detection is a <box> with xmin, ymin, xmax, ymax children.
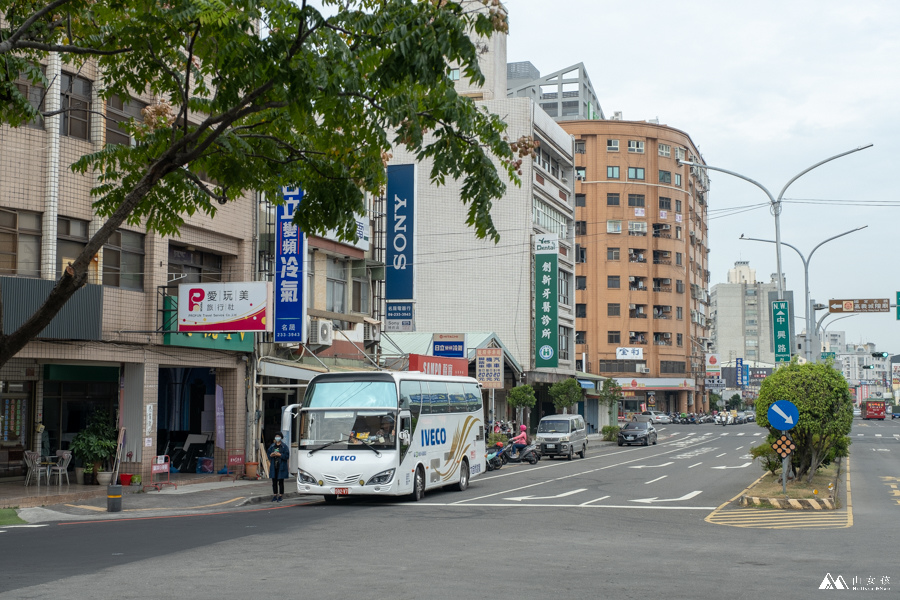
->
<box><xmin>534</xmin><ymin>234</ymin><xmax>558</xmax><ymax>368</ymax></box>
<box><xmin>177</xmin><ymin>282</ymin><xmax>269</xmax><ymax>332</ymax></box>
<box><xmin>432</xmin><ymin>333</ymin><xmax>465</xmax><ymax>358</ymax></box>
<box><xmin>477</xmin><ymin>347</ymin><xmax>503</xmax><ymax>389</ymax></box>
<box><xmin>736</xmin><ymin>358</ymin><xmax>743</xmax><ymax>386</ymax></box>
<box><xmin>385</xmin><ymin>301</ymin><xmax>415</xmax><ymax>332</ymax></box>
<box><xmin>771</xmin><ymin>300</ymin><xmax>792</xmax><ymax>363</ymax></box>
<box><xmin>408</xmin><ymin>353</ymin><xmax>467</xmax><ymax>377</ymax></box>
<box><xmin>828</xmin><ymin>298</ymin><xmax>890</xmax><ymax>313</ymax></box>
<box><xmin>386</xmin><ymin>164</ymin><xmax>415</xmax><ymax>301</ymax></box>
<box><xmin>274</xmin><ymin>187</ymin><xmax>307</xmax><ymax>343</ymax></box>
<box><xmin>616</xmin><ymin>347</ymin><xmax>644</xmax><ymax>360</ymax></box>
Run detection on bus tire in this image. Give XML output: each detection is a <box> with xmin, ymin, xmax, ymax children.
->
<box><xmin>323</xmin><ymin>494</ymin><xmax>338</xmax><ymax>503</ymax></box>
<box><xmin>455</xmin><ymin>459</ymin><xmax>469</xmax><ymax>492</ymax></box>
<box><xmin>409</xmin><ymin>466</ymin><xmax>425</xmax><ymax>502</ymax></box>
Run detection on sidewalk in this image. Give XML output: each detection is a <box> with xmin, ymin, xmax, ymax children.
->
<box><xmin>15</xmin><ymin>476</ymin><xmax>301</xmax><ymax>523</ymax></box>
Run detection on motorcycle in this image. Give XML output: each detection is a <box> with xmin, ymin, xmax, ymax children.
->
<box><xmin>485</xmin><ymin>443</ymin><xmax>504</xmax><ymax>471</ymax></box>
<box><xmin>499</xmin><ymin>440</ymin><xmax>540</xmax><ymax>465</ymax></box>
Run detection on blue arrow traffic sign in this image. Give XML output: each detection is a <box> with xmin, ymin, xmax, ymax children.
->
<box><xmin>768</xmin><ymin>400</ymin><xmax>799</xmax><ymax>431</ymax></box>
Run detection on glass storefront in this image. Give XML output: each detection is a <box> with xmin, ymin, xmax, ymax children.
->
<box><xmin>42</xmin><ymin>379</ymin><xmax>118</xmax><ymax>459</ymax></box>
<box><xmin>0</xmin><ymin>381</ymin><xmax>34</xmax><ymax>480</ymax></box>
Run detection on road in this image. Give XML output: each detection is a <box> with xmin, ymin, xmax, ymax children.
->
<box><xmin>1</xmin><ymin>419</ymin><xmax>897</xmax><ymax>599</ymax></box>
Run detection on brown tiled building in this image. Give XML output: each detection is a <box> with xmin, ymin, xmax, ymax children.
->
<box><xmin>559</xmin><ymin>119</ymin><xmax>711</xmax><ymax>415</ymax></box>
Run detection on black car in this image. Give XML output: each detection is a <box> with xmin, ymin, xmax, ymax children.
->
<box><xmin>617</xmin><ymin>421</ymin><xmax>658</xmax><ymax>446</ymax></box>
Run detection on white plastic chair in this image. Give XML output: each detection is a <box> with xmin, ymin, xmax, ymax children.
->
<box><xmin>49</xmin><ymin>452</ymin><xmax>72</xmax><ymax>487</ymax></box>
<box><xmin>23</xmin><ymin>451</ymin><xmax>48</xmax><ymax>486</ymax></box>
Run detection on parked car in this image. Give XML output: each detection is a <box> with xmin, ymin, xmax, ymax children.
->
<box><xmin>617</xmin><ymin>421</ymin><xmax>658</xmax><ymax>446</ymax></box>
<box><xmin>639</xmin><ymin>410</ymin><xmax>671</xmax><ymax>425</ymax></box>
<box><xmin>853</xmin><ymin>407</ymin><xmax>861</xmax><ymax>417</ymax></box>
<box><xmin>744</xmin><ymin>411</ymin><xmax>755</xmax><ymax>423</ymax></box>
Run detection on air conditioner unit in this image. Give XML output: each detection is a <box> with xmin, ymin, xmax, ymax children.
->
<box><xmin>690</xmin><ymin>230</ymin><xmax>696</xmax><ymax>237</ymax></box>
<box><xmin>663</xmin><ymin>332</ymin><xmax>671</xmax><ymax>338</ymax></box>
<box><xmin>629</xmin><ymin>276</ymin><xmax>635</xmax><ymax>282</ymax></box>
<box><xmin>309</xmin><ymin>319</ymin><xmax>334</xmax><ymax>347</ymax></box>
<box><xmin>638</xmin><ymin>366</ymin><xmax>651</xmax><ymax>374</ymax></box>
<box><xmin>561</xmin><ymin>177</ymin><xmax>569</xmax><ymax>183</ymax></box>
<box><xmin>629</xmin><ymin>304</ymin><xmax>636</xmax><ymax>310</ymax></box>
<box><xmin>363</xmin><ymin>322</ymin><xmax>381</xmax><ymax>343</ymax></box>
<box><xmin>576</xmin><ymin>174</ymin><xmax>585</xmax><ymax>181</ymax></box>
<box><xmin>629</xmin><ymin>249</ymin><xmax>636</xmax><ymax>254</ymax></box>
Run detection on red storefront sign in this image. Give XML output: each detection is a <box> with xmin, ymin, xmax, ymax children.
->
<box><xmin>408</xmin><ymin>353</ymin><xmax>468</xmax><ymax>377</ymax></box>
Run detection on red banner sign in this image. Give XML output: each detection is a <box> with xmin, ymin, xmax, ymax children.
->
<box><xmin>408</xmin><ymin>353</ymin><xmax>468</xmax><ymax>377</ymax></box>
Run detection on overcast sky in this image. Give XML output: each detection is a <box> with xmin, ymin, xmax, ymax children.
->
<box><xmin>503</xmin><ymin>0</ymin><xmax>900</xmax><ymax>354</ymax></box>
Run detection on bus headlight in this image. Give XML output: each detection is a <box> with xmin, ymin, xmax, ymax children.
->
<box><xmin>365</xmin><ymin>469</ymin><xmax>395</xmax><ymax>486</ymax></box>
<box><xmin>296</xmin><ymin>469</ymin><xmax>317</xmax><ymax>485</ymax></box>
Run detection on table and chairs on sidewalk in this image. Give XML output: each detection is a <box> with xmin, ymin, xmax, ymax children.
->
<box><xmin>24</xmin><ymin>450</ymin><xmax>73</xmax><ymax>488</ymax></box>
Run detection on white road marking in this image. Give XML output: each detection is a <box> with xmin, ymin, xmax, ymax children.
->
<box><xmin>735</xmin><ymin>446</ymin><xmax>744</xmax><ymax>450</ymax></box>
<box><xmin>873</xmin><ymin>449</ymin><xmax>890</xmax><ymax>452</ymax></box>
<box><xmin>645</xmin><ymin>475</ymin><xmax>667</xmax><ymax>484</ymax></box>
<box><xmin>753</xmin><ymin>433</ymin><xmax>763</xmax><ymax>436</ymax></box>
<box><xmin>720</xmin><ymin>433</ymin><xmax>730</xmax><ymax>436</ymax></box>
<box><xmin>711</xmin><ymin>462</ymin><xmax>753</xmax><ymax>469</ymax></box>
<box><xmin>0</xmin><ymin>524</ymin><xmax>47</xmax><ymax>528</ymax></box>
<box><xmin>737</xmin><ymin>433</ymin><xmax>745</xmax><ymax>436</ymax></box>
<box><xmin>414</xmin><ymin>503</ymin><xmax>718</xmax><ymax>510</ymax></box>
<box><xmin>631</xmin><ymin>491</ymin><xmax>702</xmax><ymax>504</ymax></box>
<box><xmin>875</xmin><ymin>434</ymin><xmax>882</xmax><ymax>437</ymax></box>
<box><xmin>688</xmin><ymin>462</ymin><xmax>702</xmax><ymax>468</ymax></box>
<box><xmin>579</xmin><ymin>495</ymin><xmax>610</xmax><ymax>506</ymax></box>
<box><xmin>629</xmin><ymin>462</ymin><xmax>673</xmax><ymax>469</ymax></box>
<box><xmin>505</xmin><ymin>489</ymin><xmax>587</xmax><ymax>502</ymax></box>
<box><xmin>857</xmin><ymin>434</ymin><xmax>864</xmax><ymax>436</ymax></box>
<box><xmin>715</xmin><ymin>453</ymin><xmax>727</xmax><ymax>458</ymax></box>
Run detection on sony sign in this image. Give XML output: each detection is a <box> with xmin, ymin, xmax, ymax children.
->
<box><xmin>385</xmin><ymin>164</ymin><xmax>415</xmax><ymax>300</ymax></box>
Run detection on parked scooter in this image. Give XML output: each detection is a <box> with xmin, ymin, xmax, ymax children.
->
<box><xmin>485</xmin><ymin>443</ymin><xmax>504</xmax><ymax>471</ymax></box>
<box><xmin>499</xmin><ymin>440</ymin><xmax>540</xmax><ymax>465</ymax></box>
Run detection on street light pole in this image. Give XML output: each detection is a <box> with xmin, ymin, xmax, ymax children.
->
<box><xmin>678</xmin><ymin>144</ymin><xmax>873</xmax><ymax>302</ymax></box>
<box><xmin>739</xmin><ymin>226</ymin><xmax>868</xmax><ymax>363</ymax></box>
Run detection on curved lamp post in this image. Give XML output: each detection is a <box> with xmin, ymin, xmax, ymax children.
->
<box><xmin>678</xmin><ymin>145</ymin><xmax>873</xmax><ymax>301</ymax></box>
<box><xmin>739</xmin><ymin>226</ymin><xmax>868</xmax><ymax>363</ymax></box>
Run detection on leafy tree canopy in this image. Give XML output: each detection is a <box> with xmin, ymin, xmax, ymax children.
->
<box><xmin>755</xmin><ymin>359</ymin><xmax>853</xmax><ymax>482</ymax></box>
<box><xmin>595</xmin><ymin>378</ymin><xmax>622</xmax><ymax>407</ymax></box>
<box><xmin>0</xmin><ymin>0</ymin><xmax>519</xmax><ymax>366</ymax></box>
<box><xmin>548</xmin><ymin>378</ymin><xmax>582</xmax><ymax>414</ymax></box>
<box><xmin>506</xmin><ymin>384</ymin><xmax>536</xmax><ymax>410</ymax></box>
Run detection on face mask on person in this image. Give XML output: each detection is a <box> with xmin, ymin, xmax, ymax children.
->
<box><xmin>275</xmin><ymin>436</ymin><xmax>282</xmax><ymax>443</ymax></box>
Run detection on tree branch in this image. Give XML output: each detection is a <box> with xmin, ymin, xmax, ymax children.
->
<box><xmin>0</xmin><ymin>0</ymin><xmax>74</xmax><ymax>55</ymax></box>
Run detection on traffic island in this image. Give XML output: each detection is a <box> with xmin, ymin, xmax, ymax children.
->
<box><xmin>737</xmin><ymin>462</ymin><xmax>842</xmax><ymax>510</ymax></box>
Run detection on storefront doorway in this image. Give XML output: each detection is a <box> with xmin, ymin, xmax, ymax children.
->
<box><xmin>158</xmin><ymin>367</ymin><xmax>217</xmax><ymax>474</ymax></box>
<box><xmin>0</xmin><ymin>381</ymin><xmax>34</xmax><ymax>481</ymax></box>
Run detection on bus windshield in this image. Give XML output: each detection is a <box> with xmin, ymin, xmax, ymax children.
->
<box><xmin>303</xmin><ymin>380</ymin><xmax>398</xmax><ymax>408</ymax></box>
<box><xmin>300</xmin><ymin>409</ymin><xmax>397</xmax><ymax>450</ymax></box>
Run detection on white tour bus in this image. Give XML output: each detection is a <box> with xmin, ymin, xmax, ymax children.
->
<box><xmin>284</xmin><ymin>371</ymin><xmax>486</xmax><ymax>502</ymax></box>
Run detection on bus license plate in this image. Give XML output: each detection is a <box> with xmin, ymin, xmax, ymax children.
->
<box><xmin>334</xmin><ymin>488</ymin><xmax>350</xmax><ymax>495</ymax></box>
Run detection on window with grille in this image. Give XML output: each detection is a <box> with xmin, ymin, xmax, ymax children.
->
<box><xmin>103</xmin><ymin>229</ymin><xmax>145</xmax><ymax>290</ymax></box>
<box><xmin>575</xmin><ymin>331</ymin><xmax>586</xmax><ymax>344</ymax></box>
<box><xmin>0</xmin><ymin>209</ymin><xmax>41</xmax><ymax>277</ymax></box>
<box><xmin>607</xmin><ymin>220</ymin><xmax>622</xmax><ymax>234</ymax></box>
<box><xmin>575</xmin><ymin>221</ymin><xmax>587</xmax><ymax>236</ymax></box>
<box><xmin>660</xmin><ymin>361</ymin><xmax>685</xmax><ymax>373</ymax></box>
<box><xmin>60</xmin><ymin>72</ymin><xmax>92</xmax><ymax>140</ymax></box>
<box><xmin>575</xmin><ymin>140</ymin><xmax>586</xmax><ymax>154</ymax></box>
<box><xmin>576</xmin><ymin>304</ymin><xmax>587</xmax><ymax>318</ymax></box>
<box><xmin>627</xmin><ymin>194</ymin><xmax>645</xmax><ymax>207</ymax></box>
<box><xmin>608</xmin><ymin>276</ymin><xmax>620</xmax><ymax>289</ymax></box>
<box><xmin>658</xmin><ymin>144</ymin><xmax>671</xmax><ymax>157</ymax></box>
<box><xmin>608</xmin><ymin>303</ymin><xmax>620</xmax><ymax>316</ymax></box>
<box><xmin>576</xmin><ymin>276</ymin><xmax>586</xmax><ymax>290</ymax></box>
<box><xmin>607</xmin><ymin>193</ymin><xmax>620</xmax><ymax>206</ymax></box>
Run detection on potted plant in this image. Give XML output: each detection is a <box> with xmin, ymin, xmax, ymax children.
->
<box><xmin>69</xmin><ymin>410</ymin><xmax>118</xmax><ymax>485</ymax></box>
<box><xmin>82</xmin><ymin>463</ymin><xmax>94</xmax><ymax>486</ymax></box>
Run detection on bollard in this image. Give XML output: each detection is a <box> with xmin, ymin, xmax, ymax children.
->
<box><xmin>107</xmin><ymin>484</ymin><xmax>123</xmax><ymax>512</ymax></box>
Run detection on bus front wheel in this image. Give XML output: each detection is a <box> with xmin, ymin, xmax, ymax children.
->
<box><xmin>455</xmin><ymin>460</ymin><xmax>469</xmax><ymax>492</ymax></box>
<box><xmin>410</xmin><ymin>467</ymin><xmax>425</xmax><ymax>502</ymax></box>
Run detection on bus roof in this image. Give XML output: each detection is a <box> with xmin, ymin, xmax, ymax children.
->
<box><xmin>308</xmin><ymin>370</ymin><xmax>480</xmax><ymax>385</ymax></box>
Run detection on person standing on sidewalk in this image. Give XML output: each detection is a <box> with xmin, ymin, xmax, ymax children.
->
<box><xmin>267</xmin><ymin>435</ymin><xmax>290</xmax><ymax>502</ymax></box>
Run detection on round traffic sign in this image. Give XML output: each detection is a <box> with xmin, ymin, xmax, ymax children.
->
<box><xmin>767</xmin><ymin>400</ymin><xmax>799</xmax><ymax>431</ymax></box>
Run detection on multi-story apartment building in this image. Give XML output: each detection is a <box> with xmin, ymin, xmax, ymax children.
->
<box><xmin>559</xmin><ymin>118</ymin><xmax>711</xmax><ymax>415</ymax></box>
<box><xmin>0</xmin><ymin>55</ymin><xmax>255</xmax><ymax>482</ymax></box>
<box><xmin>837</xmin><ymin>343</ymin><xmax>892</xmax><ymax>402</ymax></box>
<box><xmin>710</xmin><ymin>261</ymin><xmax>794</xmax><ymax>367</ymax></box>
<box><xmin>507</xmin><ymin>61</ymin><xmax>604</xmax><ymax>121</ymax></box>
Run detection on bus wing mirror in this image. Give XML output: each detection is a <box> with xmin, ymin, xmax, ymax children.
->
<box><xmin>399</xmin><ymin>431</ymin><xmax>410</xmax><ymax>443</ymax></box>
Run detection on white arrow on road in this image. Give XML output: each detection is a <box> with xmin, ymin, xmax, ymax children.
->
<box><xmin>711</xmin><ymin>462</ymin><xmax>752</xmax><ymax>469</ymax></box>
<box><xmin>630</xmin><ymin>491</ymin><xmax>702</xmax><ymax>504</ymax></box>
<box><xmin>505</xmin><ymin>488</ymin><xmax>587</xmax><ymax>502</ymax></box>
<box><xmin>628</xmin><ymin>462</ymin><xmax>673</xmax><ymax>469</ymax></box>
<box><xmin>770</xmin><ymin>403</ymin><xmax>794</xmax><ymax>425</ymax></box>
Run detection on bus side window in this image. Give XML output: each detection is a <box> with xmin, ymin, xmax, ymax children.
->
<box><xmin>447</xmin><ymin>382</ymin><xmax>466</xmax><ymax>413</ymax></box>
<box><xmin>463</xmin><ymin>383</ymin><xmax>483</xmax><ymax>412</ymax></box>
<box><xmin>425</xmin><ymin>382</ymin><xmax>449</xmax><ymax>414</ymax></box>
<box><xmin>400</xmin><ymin>380</ymin><xmax>419</xmax><ymax>415</ymax></box>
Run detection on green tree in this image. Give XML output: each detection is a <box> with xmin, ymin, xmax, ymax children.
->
<box><xmin>756</xmin><ymin>359</ymin><xmax>853</xmax><ymax>482</ymax></box>
<box><xmin>506</xmin><ymin>384</ymin><xmax>536</xmax><ymax>425</ymax></box>
<box><xmin>549</xmin><ymin>378</ymin><xmax>582</xmax><ymax>414</ymax></box>
<box><xmin>595</xmin><ymin>378</ymin><xmax>623</xmax><ymax>423</ymax></box>
<box><xmin>728</xmin><ymin>393</ymin><xmax>742</xmax><ymax>410</ymax></box>
<box><xmin>0</xmin><ymin>0</ymin><xmax>519</xmax><ymax>368</ymax></box>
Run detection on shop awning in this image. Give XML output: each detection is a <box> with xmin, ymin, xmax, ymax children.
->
<box><xmin>578</xmin><ymin>379</ymin><xmax>596</xmax><ymax>389</ymax></box>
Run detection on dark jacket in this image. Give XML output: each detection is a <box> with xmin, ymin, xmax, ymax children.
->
<box><xmin>267</xmin><ymin>441</ymin><xmax>290</xmax><ymax>480</ymax></box>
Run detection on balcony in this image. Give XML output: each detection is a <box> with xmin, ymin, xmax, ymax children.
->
<box><xmin>629</xmin><ymin>337</ymin><xmax>648</xmax><ymax>345</ymax></box>
<box><xmin>629</xmin><ymin>312</ymin><xmax>648</xmax><ymax>319</ymax></box>
<box><xmin>652</xmin><ymin>286</ymin><xmax>672</xmax><ymax>293</ymax></box>
<box><xmin>653</xmin><ymin>258</ymin><xmax>671</xmax><ymax>265</ymax></box>
<box><xmin>629</xmin><ymin>285</ymin><xmax>647</xmax><ymax>292</ymax></box>
<box><xmin>629</xmin><ymin>255</ymin><xmax>647</xmax><ymax>263</ymax></box>
<box><xmin>628</xmin><ymin>231</ymin><xmax>647</xmax><ymax>237</ymax></box>
<box><xmin>653</xmin><ymin>339</ymin><xmax>673</xmax><ymax>346</ymax></box>
<box><xmin>653</xmin><ymin>232</ymin><xmax>672</xmax><ymax>239</ymax></box>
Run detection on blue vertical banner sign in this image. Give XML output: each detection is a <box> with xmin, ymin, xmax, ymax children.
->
<box><xmin>274</xmin><ymin>187</ymin><xmax>306</xmax><ymax>343</ymax></box>
<box><xmin>385</xmin><ymin>165</ymin><xmax>415</xmax><ymax>301</ymax></box>
<box><xmin>534</xmin><ymin>234</ymin><xmax>559</xmax><ymax>369</ymax></box>
<box><xmin>736</xmin><ymin>358</ymin><xmax>743</xmax><ymax>387</ymax></box>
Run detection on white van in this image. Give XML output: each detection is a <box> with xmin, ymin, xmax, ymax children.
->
<box><xmin>534</xmin><ymin>414</ymin><xmax>588</xmax><ymax>460</ymax></box>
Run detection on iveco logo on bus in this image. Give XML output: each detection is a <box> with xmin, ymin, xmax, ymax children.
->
<box><xmin>421</xmin><ymin>428</ymin><xmax>447</xmax><ymax>446</ymax></box>
<box><xmin>330</xmin><ymin>455</ymin><xmax>357</xmax><ymax>461</ymax></box>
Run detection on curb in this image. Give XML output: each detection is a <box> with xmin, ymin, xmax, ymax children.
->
<box><xmin>237</xmin><ymin>491</ymin><xmax>304</xmax><ymax>506</ymax></box>
<box><xmin>739</xmin><ymin>494</ymin><xmax>835</xmax><ymax>510</ymax></box>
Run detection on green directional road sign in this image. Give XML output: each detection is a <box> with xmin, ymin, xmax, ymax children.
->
<box><xmin>771</xmin><ymin>300</ymin><xmax>792</xmax><ymax>363</ymax></box>
<box><xmin>821</xmin><ymin>352</ymin><xmax>836</xmax><ymax>360</ymax></box>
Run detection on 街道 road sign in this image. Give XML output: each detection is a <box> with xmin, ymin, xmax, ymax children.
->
<box><xmin>771</xmin><ymin>301</ymin><xmax>791</xmax><ymax>363</ymax></box>
<box><xmin>828</xmin><ymin>298</ymin><xmax>890</xmax><ymax>313</ymax></box>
